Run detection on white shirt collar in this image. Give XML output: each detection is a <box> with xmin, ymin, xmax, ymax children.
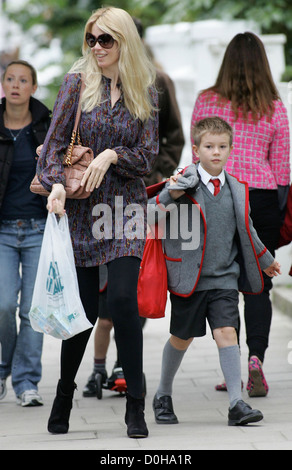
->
<box><xmin>198</xmin><ymin>163</ymin><xmax>225</xmax><ymax>187</ymax></box>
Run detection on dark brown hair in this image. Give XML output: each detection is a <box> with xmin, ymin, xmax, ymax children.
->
<box><xmin>204</xmin><ymin>32</ymin><xmax>280</xmax><ymax>122</ymax></box>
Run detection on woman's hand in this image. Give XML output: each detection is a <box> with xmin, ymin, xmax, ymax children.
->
<box><xmin>81</xmin><ymin>149</ymin><xmax>118</xmax><ymax>192</ymax></box>
<box><xmin>36</xmin><ymin>145</ymin><xmax>43</xmax><ymax>157</ymax></box>
<box><xmin>47</xmin><ymin>183</ymin><xmax>66</xmax><ymax>216</ymax></box>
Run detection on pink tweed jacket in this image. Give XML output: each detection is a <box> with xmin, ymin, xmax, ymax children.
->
<box><xmin>191</xmin><ymin>91</ymin><xmax>290</xmax><ymax>189</ymax></box>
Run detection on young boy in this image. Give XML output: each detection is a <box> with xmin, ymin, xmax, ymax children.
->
<box><xmin>147</xmin><ymin>117</ymin><xmax>281</xmax><ymax>426</ymax></box>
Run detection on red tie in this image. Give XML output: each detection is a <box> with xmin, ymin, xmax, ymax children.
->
<box><xmin>210</xmin><ymin>178</ymin><xmax>221</xmax><ymax>196</ymax></box>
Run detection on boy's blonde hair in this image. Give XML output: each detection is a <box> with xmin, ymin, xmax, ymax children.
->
<box><xmin>192</xmin><ymin>116</ymin><xmax>233</xmax><ymax>146</ymax></box>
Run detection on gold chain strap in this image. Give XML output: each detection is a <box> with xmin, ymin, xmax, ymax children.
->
<box><xmin>64</xmin><ymin>80</ymin><xmax>84</xmax><ymax>166</ymax></box>
<box><xmin>64</xmin><ymin>129</ymin><xmax>82</xmax><ymax>166</ymax></box>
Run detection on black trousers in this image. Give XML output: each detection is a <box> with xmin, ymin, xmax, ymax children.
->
<box><xmin>243</xmin><ymin>189</ymin><xmax>281</xmax><ymax>363</ymax></box>
<box><xmin>59</xmin><ymin>256</ymin><xmax>144</xmax><ymax>398</ymax></box>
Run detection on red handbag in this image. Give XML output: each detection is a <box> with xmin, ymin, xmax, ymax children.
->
<box><xmin>138</xmin><ymin>230</ymin><xmax>168</xmax><ymax>319</ymax></box>
<box><xmin>137</xmin><ymin>181</ymin><xmax>169</xmax><ymax>319</ymax></box>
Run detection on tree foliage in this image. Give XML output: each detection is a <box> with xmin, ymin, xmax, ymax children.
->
<box><xmin>5</xmin><ymin>0</ymin><xmax>292</xmax><ymax>106</ymax></box>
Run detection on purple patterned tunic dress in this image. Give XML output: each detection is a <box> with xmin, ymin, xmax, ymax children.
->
<box><xmin>37</xmin><ymin>73</ymin><xmax>159</xmax><ymax>267</ymax></box>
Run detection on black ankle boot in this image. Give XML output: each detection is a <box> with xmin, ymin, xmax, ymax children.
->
<box><xmin>47</xmin><ymin>380</ymin><xmax>77</xmax><ymax>434</ymax></box>
<box><xmin>125</xmin><ymin>393</ymin><xmax>148</xmax><ymax>438</ymax></box>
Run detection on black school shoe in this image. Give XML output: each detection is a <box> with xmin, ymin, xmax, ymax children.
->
<box><xmin>153</xmin><ymin>394</ymin><xmax>179</xmax><ymax>424</ymax></box>
<box><xmin>228</xmin><ymin>399</ymin><xmax>263</xmax><ymax>426</ymax></box>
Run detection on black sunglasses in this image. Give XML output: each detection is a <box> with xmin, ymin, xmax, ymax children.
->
<box><xmin>85</xmin><ymin>32</ymin><xmax>115</xmax><ymax>49</ymax></box>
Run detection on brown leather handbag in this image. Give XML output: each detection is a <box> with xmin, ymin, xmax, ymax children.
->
<box><xmin>30</xmin><ymin>82</ymin><xmax>94</xmax><ymax>199</ymax></box>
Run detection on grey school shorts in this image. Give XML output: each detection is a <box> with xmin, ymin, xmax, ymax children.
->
<box><xmin>169</xmin><ymin>289</ymin><xmax>239</xmax><ymax>340</ymax></box>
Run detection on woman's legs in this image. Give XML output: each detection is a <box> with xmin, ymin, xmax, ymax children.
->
<box><xmin>107</xmin><ymin>256</ymin><xmax>143</xmax><ymax>398</ymax></box>
<box><xmin>48</xmin><ymin>266</ymin><xmax>99</xmax><ymax>434</ymax></box>
<box><xmin>59</xmin><ymin>266</ymin><xmax>99</xmax><ymax>392</ymax></box>
<box><xmin>0</xmin><ymin>219</ymin><xmax>45</xmax><ymax>401</ymax></box>
<box><xmin>107</xmin><ymin>256</ymin><xmax>148</xmax><ymax>438</ymax></box>
<box><xmin>244</xmin><ymin>190</ymin><xmax>281</xmax><ymax>396</ymax></box>
<box><xmin>244</xmin><ymin>190</ymin><xmax>280</xmax><ymax>397</ymax></box>
<box><xmin>244</xmin><ymin>189</ymin><xmax>280</xmax><ymax>363</ymax></box>
<box><xmin>49</xmin><ymin>257</ymin><xmax>147</xmax><ymax>437</ymax></box>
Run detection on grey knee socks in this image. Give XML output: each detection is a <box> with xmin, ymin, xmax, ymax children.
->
<box><xmin>219</xmin><ymin>345</ymin><xmax>242</xmax><ymax>408</ymax></box>
<box><xmin>156</xmin><ymin>339</ymin><xmax>187</xmax><ymax>398</ymax></box>
<box><xmin>156</xmin><ymin>340</ymin><xmax>242</xmax><ymax>409</ymax></box>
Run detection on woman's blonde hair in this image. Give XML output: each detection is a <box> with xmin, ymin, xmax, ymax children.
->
<box><xmin>69</xmin><ymin>7</ymin><xmax>156</xmax><ymax>121</ymax></box>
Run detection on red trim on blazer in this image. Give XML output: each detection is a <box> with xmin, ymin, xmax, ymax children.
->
<box><xmin>165</xmin><ymin>255</ymin><xmax>182</xmax><ymax>262</ymax></box>
<box><xmin>156</xmin><ymin>194</ymin><xmax>169</xmax><ymax>212</ymax></box>
<box><xmin>168</xmin><ymin>193</ymin><xmax>207</xmax><ymax>298</ymax></box>
<box><xmin>233</xmin><ymin>177</ymin><xmax>264</xmax><ymax>295</ymax></box>
<box><xmin>257</xmin><ymin>247</ymin><xmax>267</xmax><ymax>258</ymax></box>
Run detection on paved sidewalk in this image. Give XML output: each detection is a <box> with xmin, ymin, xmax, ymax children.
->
<box><xmin>1</xmin><ymin>293</ymin><xmax>292</xmax><ymax>451</ymax></box>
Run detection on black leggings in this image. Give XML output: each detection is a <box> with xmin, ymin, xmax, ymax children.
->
<box><xmin>60</xmin><ymin>256</ymin><xmax>143</xmax><ymax>398</ymax></box>
<box><xmin>243</xmin><ymin>189</ymin><xmax>281</xmax><ymax>363</ymax></box>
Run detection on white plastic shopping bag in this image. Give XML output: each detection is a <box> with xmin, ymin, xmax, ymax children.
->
<box><xmin>29</xmin><ymin>212</ymin><xmax>92</xmax><ymax>340</ymax></box>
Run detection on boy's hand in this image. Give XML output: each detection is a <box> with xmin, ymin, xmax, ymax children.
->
<box><xmin>264</xmin><ymin>260</ymin><xmax>281</xmax><ymax>277</ymax></box>
<box><xmin>169</xmin><ymin>175</ymin><xmax>185</xmax><ymax>200</ymax></box>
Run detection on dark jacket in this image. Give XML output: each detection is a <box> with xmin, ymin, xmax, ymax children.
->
<box><xmin>0</xmin><ymin>96</ymin><xmax>51</xmax><ymax>208</ymax></box>
<box><xmin>143</xmin><ymin>70</ymin><xmax>185</xmax><ymax>186</ymax></box>
<box><xmin>278</xmin><ymin>184</ymin><xmax>292</xmax><ymax>276</ymax></box>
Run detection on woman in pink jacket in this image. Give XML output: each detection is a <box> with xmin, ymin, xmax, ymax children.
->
<box><xmin>191</xmin><ymin>32</ymin><xmax>290</xmax><ymax>397</ymax></box>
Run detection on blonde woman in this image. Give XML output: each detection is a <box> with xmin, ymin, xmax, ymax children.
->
<box><xmin>37</xmin><ymin>7</ymin><xmax>159</xmax><ymax>438</ymax></box>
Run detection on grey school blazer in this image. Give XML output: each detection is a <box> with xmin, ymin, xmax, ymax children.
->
<box><xmin>147</xmin><ymin>164</ymin><xmax>274</xmax><ymax>297</ymax></box>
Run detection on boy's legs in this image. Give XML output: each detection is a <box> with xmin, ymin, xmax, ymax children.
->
<box><xmin>154</xmin><ymin>326</ymin><xmax>243</xmax><ymax>422</ymax></box>
<box><xmin>212</xmin><ymin>325</ymin><xmax>263</xmax><ymax>425</ymax></box>
<box><xmin>153</xmin><ymin>335</ymin><xmax>192</xmax><ymax>424</ymax></box>
<box><xmin>213</xmin><ymin>327</ymin><xmax>242</xmax><ymax>408</ymax></box>
<box><xmin>156</xmin><ymin>336</ymin><xmax>193</xmax><ymax>398</ymax></box>
<box><xmin>83</xmin><ymin>315</ymin><xmax>113</xmax><ymax>397</ymax></box>
<box><xmin>154</xmin><ymin>289</ymin><xmax>263</xmax><ymax>426</ymax></box>
<box><xmin>153</xmin><ymin>290</ymin><xmax>210</xmax><ymax>424</ymax></box>
<box><xmin>94</xmin><ymin>317</ymin><xmax>113</xmax><ymax>366</ymax></box>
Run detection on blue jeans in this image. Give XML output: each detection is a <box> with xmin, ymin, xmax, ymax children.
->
<box><xmin>0</xmin><ymin>218</ymin><xmax>46</xmax><ymax>396</ymax></box>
